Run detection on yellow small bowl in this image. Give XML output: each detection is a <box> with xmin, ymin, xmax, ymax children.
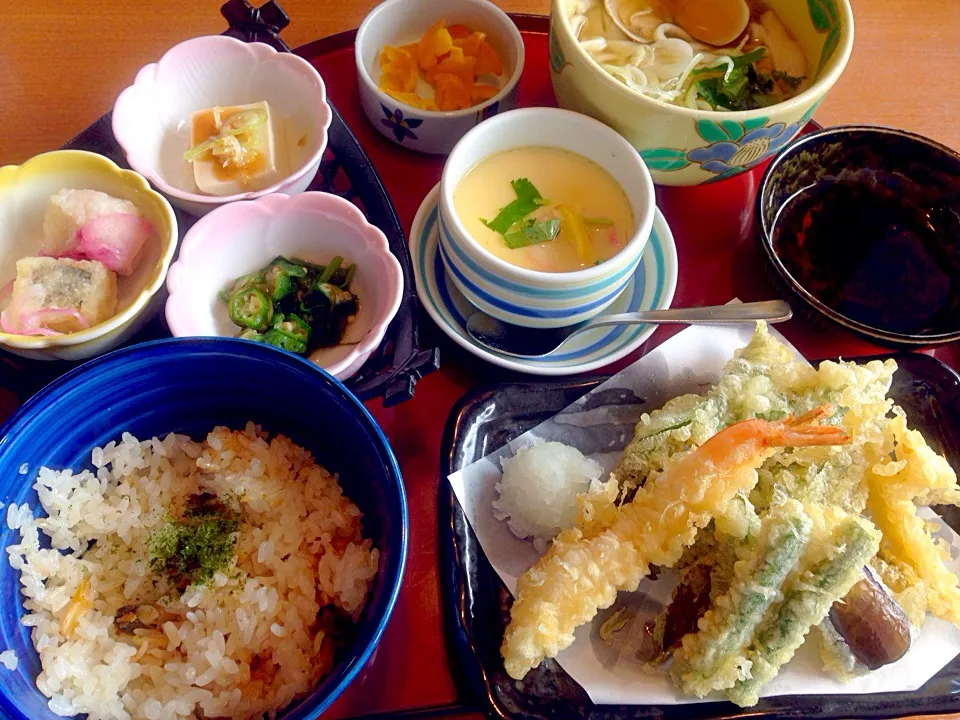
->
<box><xmin>0</xmin><ymin>150</ymin><xmax>178</xmax><ymax>360</ymax></box>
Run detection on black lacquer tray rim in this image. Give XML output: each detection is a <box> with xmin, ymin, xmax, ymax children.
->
<box><xmin>439</xmin><ymin>352</ymin><xmax>960</xmax><ymax>720</ymax></box>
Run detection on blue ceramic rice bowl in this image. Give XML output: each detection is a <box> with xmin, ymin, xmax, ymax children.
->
<box><xmin>0</xmin><ymin>338</ymin><xmax>407</xmax><ymax>720</ymax></box>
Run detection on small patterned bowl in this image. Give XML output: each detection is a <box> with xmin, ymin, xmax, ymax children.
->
<box><xmin>0</xmin><ymin>150</ymin><xmax>178</xmax><ymax>361</ymax></box>
<box><xmin>112</xmin><ymin>35</ymin><xmax>332</xmax><ymax>215</ymax></box>
<box><xmin>355</xmin><ymin>0</ymin><xmax>525</xmax><ymax>155</ymax></box>
<box><xmin>438</xmin><ymin>107</ymin><xmax>656</xmax><ymax>329</ymax></box>
<box><xmin>165</xmin><ymin>192</ymin><xmax>404</xmax><ymax>380</ymax></box>
<box><xmin>549</xmin><ymin>0</ymin><xmax>855</xmax><ymax>186</ymax></box>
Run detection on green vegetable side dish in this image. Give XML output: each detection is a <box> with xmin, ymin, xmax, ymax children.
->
<box><xmin>228</xmin><ymin>287</ymin><xmax>273</xmax><ymax>330</ymax></box>
<box><xmin>480</xmin><ymin>177</ymin><xmax>615</xmax><ymax>253</ymax></box>
<box><xmin>222</xmin><ymin>255</ymin><xmax>359</xmax><ymax>355</ymax></box>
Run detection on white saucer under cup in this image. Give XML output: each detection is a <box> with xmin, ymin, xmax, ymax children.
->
<box><xmin>409</xmin><ymin>184</ymin><xmax>679</xmax><ymax>376</ymax></box>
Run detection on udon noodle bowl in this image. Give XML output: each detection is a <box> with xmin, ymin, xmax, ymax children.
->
<box><xmin>567</xmin><ymin>0</ymin><xmax>810</xmax><ymax>111</ymax></box>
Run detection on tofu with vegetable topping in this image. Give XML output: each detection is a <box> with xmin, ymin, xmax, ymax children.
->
<box><xmin>8</xmin><ymin>257</ymin><xmax>117</xmax><ymax>334</ymax></box>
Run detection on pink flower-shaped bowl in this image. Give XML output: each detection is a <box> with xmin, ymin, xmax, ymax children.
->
<box><xmin>165</xmin><ymin>192</ymin><xmax>404</xmax><ymax>380</ymax></box>
<box><xmin>112</xmin><ymin>35</ymin><xmax>332</xmax><ymax>216</ymax></box>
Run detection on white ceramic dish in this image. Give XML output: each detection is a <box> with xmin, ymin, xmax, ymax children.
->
<box><xmin>412</xmin><ymin>184</ymin><xmax>677</xmax><ymax>374</ymax></box>
<box><xmin>112</xmin><ymin>35</ymin><xmax>332</xmax><ymax>215</ymax></box>
<box><xmin>165</xmin><ymin>192</ymin><xmax>403</xmax><ymax>381</ymax></box>
<box><xmin>438</xmin><ymin>107</ymin><xmax>656</xmax><ymax>329</ymax></box>
<box><xmin>355</xmin><ymin>0</ymin><xmax>525</xmax><ymax>155</ymax></box>
<box><xmin>0</xmin><ymin>150</ymin><xmax>178</xmax><ymax>361</ymax></box>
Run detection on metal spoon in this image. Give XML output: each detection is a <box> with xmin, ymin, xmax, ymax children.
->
<box><xmin>466</xmin><ymin>300</ymin><xmax>792</xmax><ymax>358</ymax></box>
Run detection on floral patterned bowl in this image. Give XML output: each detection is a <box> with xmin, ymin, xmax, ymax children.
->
<box><xmin>355</xmin><ymin>0</ymin><xmax>525</xmax><ymax>155</ymax></box>
<box><xmin>549</xmin><ymin>0</ymin><xmax>855</xmax><ymax>186</ymax></box>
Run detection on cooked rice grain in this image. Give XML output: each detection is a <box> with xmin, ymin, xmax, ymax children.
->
<box><xmin>6</xmin><ymin>423</ymin><xmax>379</xmax><ymax>720</ymax></box>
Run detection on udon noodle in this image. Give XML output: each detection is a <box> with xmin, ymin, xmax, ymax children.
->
<box><xmin>567</xmin><ymin>0</ymin><xmax>808</xmax><ymax>111</ymax></box>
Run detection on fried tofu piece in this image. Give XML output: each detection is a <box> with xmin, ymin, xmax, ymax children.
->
<box><xmin>9</xmin><ymin>257</ymin><xmax>117</xmax><ymax>333</ymax></box>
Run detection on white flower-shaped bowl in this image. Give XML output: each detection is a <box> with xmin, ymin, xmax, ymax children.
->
<box><xmin>355</xmin><ymin>0</ymin><xmax>525</xmax><ymax>155</ymax></box>
<box><xmin>0</xmin><ymin>150</ymin><xmax>178</xmax><ymax>361</ymax></box>
<box><xmin>112</xmin><ymin>35</ymin><xmax>332</xmax><ymax>215</ymax></box>
<box><xmin>165</xmin><ymin>192</ymin><xmax>404</xmax><ymax>380</ymax></box>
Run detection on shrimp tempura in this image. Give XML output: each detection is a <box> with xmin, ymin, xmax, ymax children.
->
<box><xmin>501</xmin><ymin>407</ymin><xmax>849</xmax><ymax>680</ymax></box>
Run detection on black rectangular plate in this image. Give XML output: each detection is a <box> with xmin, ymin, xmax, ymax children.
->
<box><xmin>439</xmin><ymin>353</ymin><xmax>960</xmax><ymax>720</ymax></box>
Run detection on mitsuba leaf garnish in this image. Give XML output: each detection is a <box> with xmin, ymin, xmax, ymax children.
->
<box><xmin>503</xmin><ymin>218</ymin><xmax>561</xmax><ymax>249</ymax></box>
<box><xmin>481</xmin><ymin>178</ymin><xmax>546</xmax><ymax>236</ymax></box>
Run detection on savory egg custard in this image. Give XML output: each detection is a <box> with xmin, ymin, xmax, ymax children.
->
<box><xmin>453</xmin><ymin>147</ymin><xmax>635</xmax><ymax>273</ymax></box>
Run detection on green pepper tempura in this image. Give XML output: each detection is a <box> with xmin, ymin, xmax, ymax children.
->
<box><xmin>221</xmin><ymin>255</ymin><xmax>360</xmax><ymax>355</ymax></box>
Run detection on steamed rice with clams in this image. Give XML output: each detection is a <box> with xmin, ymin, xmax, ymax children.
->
<box><xmin>6</xmin><ymin>423</ymin><xmax>379</xmax><ymax>720</ymax></box>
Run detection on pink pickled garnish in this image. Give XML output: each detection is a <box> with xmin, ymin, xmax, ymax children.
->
<box><xmin>0</xmin><ymin>284</ymin><xmax>87</xmax><ymax>337</ymax></box>
<box><xmin>30</xmin><ymin>308</ymin><xmax>89</xmax><ymax>328</ymax></box>
<box><xmin>608</xmin><ymin>228</ymin><xmax>618</xmax><ymax>246</ymax></box>
<box><xmin>59</xmin><ymin>213</ymin><xmax>153</xmax><ymax>276</ymax></box>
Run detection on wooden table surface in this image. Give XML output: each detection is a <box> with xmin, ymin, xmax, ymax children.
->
<box><xmin>2</xmin><ymin>0</ymin><xmax>959</xmax><ymax>163</ymax></box>
<box><xmin>3</xmin><ymin>2</ymin><xmax>960</xmax><ymax>720</ymax></box>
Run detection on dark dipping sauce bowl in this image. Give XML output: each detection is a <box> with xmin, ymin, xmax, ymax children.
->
<box><xmin>757</xmin><ymin>125</ymin><xmax>960</xmax><ymax>347</ymax></box>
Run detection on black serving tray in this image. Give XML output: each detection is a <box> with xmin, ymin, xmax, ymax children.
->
<box><xmin>439</xmin><ymin>353</ymin><xmax>960</xmax><ymax>720</ymax></box>
<box><xmin>0</xmin><ymin>0</ymin><xmax>439</xmax><ymax>410</ymax></box>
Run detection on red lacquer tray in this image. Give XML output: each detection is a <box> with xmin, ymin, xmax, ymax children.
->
<box><xmin>288</xmin><ymin>14</ymin><xmax>960</xmax><ymax>720</ymax></box>
<box><xmin>4</xmin><ymin>9</ymin><xmax>958</xmax><ymax>720</ymax></box>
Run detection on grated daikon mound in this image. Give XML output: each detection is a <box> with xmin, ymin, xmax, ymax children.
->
<box><xmin>493</xmin><ymin>442</ymin><xmax>604</xmax><ymax>546</ymax></box>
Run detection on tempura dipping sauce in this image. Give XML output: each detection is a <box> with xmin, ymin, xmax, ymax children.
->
<box><xmin>772</xmin><ymin>178</ymin><xmax>960</xmax><ymax>336</ymax></box>
<box><xmin>453</xmin><ymin>147</ymin><xmax>635</xmax><ymax>273</ymax></box>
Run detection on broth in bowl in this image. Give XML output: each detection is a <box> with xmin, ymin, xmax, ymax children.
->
<box><xmin>453</xmin><ymin>147</ymin><xmax>634</xmax><ymax>272</ymax></box>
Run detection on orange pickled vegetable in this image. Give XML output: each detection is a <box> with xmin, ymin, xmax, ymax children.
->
<box><xmin>453</xmin><ymin>31</ymin><xmax>486</xmax><ymax>57</ymax></box>
<box><xmin>475</xmin><ymin>41</ymin><xmax>504</xmax><ymax>76</ymax></box>
<box><xmin>426</xmin><ymin>47</ymin><xmax>477</xmax><ymax>87</ymax></box>
<box><xmin>447</xmin><ymin>24</ymin><xmax>471</xmax><ymax>40</ymax></box>
<box><xmin>470</xmin><ymin>83</ymin><xmax>500</xmax><ymax>103</ymax></box>
<box><xmin>383</xmin><ymin>89</ymin><xmax>439</xmax><ymax>111</ymax></box>
<box><xmin>418</xmin><ymin>19</ymin><xmax>454</xmax><ymax>71</ymax></box>
<box><xmin>377</xmin><ymin>19</ymin><xmax>505</xmax><ymax>113</ymax></box>
<box><xmin>434</xmin><ymin>73</ymin><xmax>473</xmax><ymax>111</ymax></box>
<box><xmin>378</xmin><ymin>45</ymin><xmax>418</xmax><ymax>93</ymax></box>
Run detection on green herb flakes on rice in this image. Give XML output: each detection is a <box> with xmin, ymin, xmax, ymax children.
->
<box><xmin>5</xmin><ymin>423</ymin><xmax>379</xmax><ymax>720</ymax></box>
